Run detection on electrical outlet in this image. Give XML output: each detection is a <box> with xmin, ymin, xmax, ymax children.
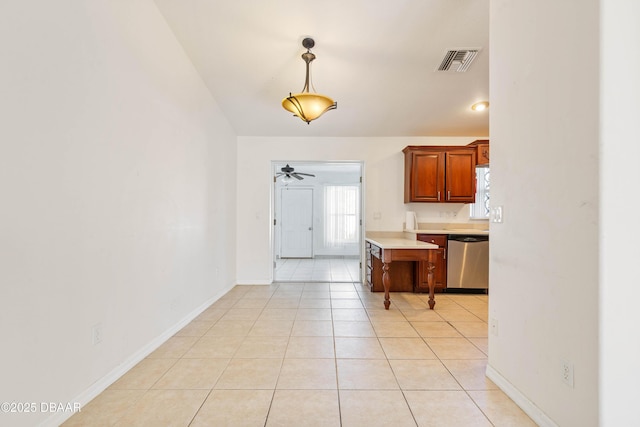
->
<box><xmin>490</xmin><ymin>318</ymin><xmax>498</xmax><ymax>336</ymax></box>
<box><xmin>92</xmin><ymin>323</ymin><xmax>102</xmax><ymax>345</ymax></box>
<box><xmin>561</xmin><ymin>359</ymin><xmax>574</xmax><ymax>388</ymax></box>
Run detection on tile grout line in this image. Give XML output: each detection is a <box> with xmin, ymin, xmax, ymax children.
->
<box><xmin>367</xmin><ymin>291</ymin><xmax>421</xmax><ymax>427</ymax></box>
<box><xmin>262</xmin><ymin>282</ymin><xmax>301</xmax><ymax>426</ymax></box>
<box><xmin>71</xmin><ymin>282</ymin><xmax>507</xmax><ymax>426</ymax></box>
<box><xmin>330</xmin><ymin>286</ymin><xmax>344</xmax><ymax>427</ymax></box>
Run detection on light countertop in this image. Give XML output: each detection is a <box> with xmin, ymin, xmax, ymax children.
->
<box><xmin>365</xmin><ymin>237</ymin><xmax>438</xmax><ymax>250</ymax></box>
<box><xmin>404</xmin><ymin>228</ymin><xmax>489</xmax><ymax>236</ymax></box>
<box><xmin>402</xmin><ymin>222</ymin><xmax>489</xmax><ymax>236</ymax></box>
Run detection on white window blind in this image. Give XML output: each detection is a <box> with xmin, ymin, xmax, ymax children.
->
<box><xmin>324</xmin><ymin>185</ymin><xmax>359</xmax><ymax>247</ymax></box>
<box><xmin>470</xmin><ymin>166</ymin><xmax>490</xmax><ymax>219</ymax></box>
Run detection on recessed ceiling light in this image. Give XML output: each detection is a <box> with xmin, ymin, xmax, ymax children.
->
<box><xmin>471</xmin><ymin>101</ymin><xmax>489</xmax><ymax>111</ymax></box>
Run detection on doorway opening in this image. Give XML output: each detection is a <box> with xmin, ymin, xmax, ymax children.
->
<box><xmin>272</xmin><ymin>161</ymin><xmax>363</xmax><ymax>283</ymax></box>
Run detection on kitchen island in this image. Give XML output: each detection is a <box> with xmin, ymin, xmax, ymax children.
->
<box><xmin>365</xmin><ymin>237</ymin><xmax>439</xmax><ymax>310</ymax></box>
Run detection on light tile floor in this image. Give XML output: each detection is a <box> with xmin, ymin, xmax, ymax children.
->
<box><xmin>275</xmin><ymin>257</ymin><xmax>360</xmax><ymax>282</ymax></box>
<box><xmin>63</xmin><ymin>282</ymin><xmax>537</xmax><ymax>427</ymax></box>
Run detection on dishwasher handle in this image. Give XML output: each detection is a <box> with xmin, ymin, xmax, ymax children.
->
<box><xmin>448</xmin><ymin>235</ymin><xmax>489</xmax><ymax>243</ymax></box>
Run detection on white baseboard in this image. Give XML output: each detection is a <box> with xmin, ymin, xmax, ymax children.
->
<box><xmin>41</xmin><ymin>283</ymin><xmax>235</xmax><ymax>427</ymax></box>
<box><xmin>236</xmin><ymin>279</ymin><xmax>273</xmax><ymax>285</ymax></box>
<box><xmin>485</xmin><ymin>364</ymin><xmax>558</xmax><ymax>427</ymax></box>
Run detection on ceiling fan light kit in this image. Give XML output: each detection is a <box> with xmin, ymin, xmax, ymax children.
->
<box><xmin>282</xmin><ymin>37</ymin><xmax>337</xmax><ymax>124</ymax></box>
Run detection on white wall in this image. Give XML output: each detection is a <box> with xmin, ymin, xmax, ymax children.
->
<box><xmin>0</xmin><ymin>1</ymin><xmax>236</xmax><ymax>426</ymax></box>
<box><xmin>488</xmin><ymin>1</ymin><xmax>600</xmax><ymax>425</ymax></box>
<box><xmin>600</xmin><ymin>1</ymin><xmax>640</xmax><ymax>426</ymax></box>
<box><xmin>237</xmin><ymin>136</ymin><xmax>485</xmax><ymax>283</ymax></box>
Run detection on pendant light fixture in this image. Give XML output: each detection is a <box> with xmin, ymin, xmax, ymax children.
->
<box><xmin>282</xmin><ymin>38</ymin><xmax>337</xmax><ymax>124</ymax></box>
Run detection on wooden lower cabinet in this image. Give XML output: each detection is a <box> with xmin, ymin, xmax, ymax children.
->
<box><xmin>366</xmin><ymin>240</ymin><xmax>442</xmax><ymax>294</ymax></box>
<box><xmin>365</xmin><ymin>241</ymin><xmax>374</xmax><ymax>289</ymax></box>
<box><xmin>416</xmin><ymin>234</ymin><xmax>447</xmax><ymax>292</ymax></box>
<box><xmin>366</xmin><ymin>241</ymin><xmax>414</xmax><ymax>292</ymax></box>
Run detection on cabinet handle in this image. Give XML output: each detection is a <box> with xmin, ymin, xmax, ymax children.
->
<box><xmin>447</xmin><ymin>190</ymin><xmax>451</xmax><ymax>200</ymax></box>
<box><xmin>437</xmin><ymin>191</ymin><xmax>440</xmax><ymax>201</ymax></box>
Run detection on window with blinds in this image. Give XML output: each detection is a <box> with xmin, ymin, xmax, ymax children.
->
<box><xmin>324</xmin><ymin>185</ymin><xmax>360</xmax><ymax>247</ymax></box>
<box><xmin>470</xmin><ymin>166</ymin><xmax>490</xmax><ymax>219</ymax></box>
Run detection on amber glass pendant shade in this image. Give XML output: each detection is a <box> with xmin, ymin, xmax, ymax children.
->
<box><xmin>282</xmin><ymin>38</ymin><xmax>337</xmax><ymax>124</ymax></box>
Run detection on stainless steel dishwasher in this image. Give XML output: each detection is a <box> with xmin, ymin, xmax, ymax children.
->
<box><xmin>446</xmin><ymin>235</ymin><xmax>489</xmax><ymax>289</ymax></box>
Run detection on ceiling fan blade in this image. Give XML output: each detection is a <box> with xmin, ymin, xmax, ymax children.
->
<box><xmin>275</xmin><ymin>172</ymin><xmax>284</xmax><ymax>177</ymax></box>
<box><xmin>291</xmin><ymin>173</ymin><xmax>304</xmax><ymax>180</ymax></box>
<box><xmin>295</xmin><ymin>172</ymin><xmax>315</xmax><ymax>177</ymax></box>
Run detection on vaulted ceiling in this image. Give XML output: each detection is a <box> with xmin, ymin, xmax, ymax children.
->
<box><xmin>154</xmin><ymin>0</ymin><xmax>489</xmax><ymax>137</ymax></box>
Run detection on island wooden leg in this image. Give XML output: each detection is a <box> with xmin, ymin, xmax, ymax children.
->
<box><xmin>382</xmin><ymin>261</ymin><xmax>391</xmax><ymax>309</ymax></box>
<box><xmin>426</xmin><ymin>251</ymin><xmax>436</xmax><ymax>309</ymax></box>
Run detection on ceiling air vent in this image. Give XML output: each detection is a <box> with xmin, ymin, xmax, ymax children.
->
<box><xmin>437</xmin><ymin>49</ymin><xmax>479</xmax><ymax>72</ymax></box>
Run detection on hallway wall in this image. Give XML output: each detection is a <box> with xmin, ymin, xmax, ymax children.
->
<box><xmin>599</xmin><ymin>1</ymin><xmax>640</xmax><ymax>425</ymax></box>
<box><xmin>0</xmin><ymin>1</ymin><xmax>237</xmax><ymax>426</ymax></box>
<box><xmin>488</xmin><ymin>1</ymin><xmax>600</xmax><ymax>425</ymax></box>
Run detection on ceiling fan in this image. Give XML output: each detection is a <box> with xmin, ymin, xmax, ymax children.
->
<box><xmin>275</xmin><ymin>164</ymin><xmax>315</xmax><ymax>181</ymax></box>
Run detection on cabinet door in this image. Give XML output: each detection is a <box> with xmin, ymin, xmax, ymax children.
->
<box><xmin>445</xmin><ymin>150</ymin><xmax>477</xmax><ymax>203</ymax></box>
<box><xmin>415</xmin><ymin>249</ymin><xmax>446</xmax><ymax>293</ymax></box>
<box><xmin>406</xmin><ymin>151</ymin><xmax>444</xmax><ymax>202</ymax></box>
<box><xmin>416</xmin><ymin>234</ymin><xmax>447</xmax><ymax>291</ymax></box>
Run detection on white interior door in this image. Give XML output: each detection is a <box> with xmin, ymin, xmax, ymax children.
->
<box><xmin>280</xmin><ymin>187</ymin><xmax>313</xmax><ymax>258</ymax></box>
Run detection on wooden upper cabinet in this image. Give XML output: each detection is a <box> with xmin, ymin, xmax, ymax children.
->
<box><xmin>467</xmin><ymin>139</ymin><xmax>490</xmax><ymax>165</ymax></box>
<box><xmin>405</xmin><ymin>150</ymin><xmax>445</xmax><ymax>202</ymax></box>
<box><xmin>476</xmin><ymin>143</ymin><xmax>490</xmax><ymax>165</ymax></box>
<box><xmin>403</xmin><ymin>146</ymin><xmax>477</xmax><ymax>203</ymax></box>
<box><xmin>445</xmin><ymin>150</ymin><xmax>477</xmax><ymax>202</ymax></box>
